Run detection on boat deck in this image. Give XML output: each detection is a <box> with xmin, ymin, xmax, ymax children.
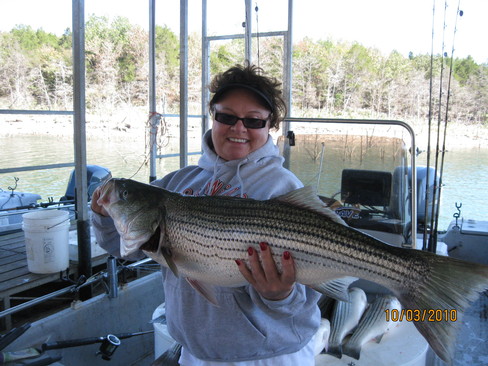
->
<box><xmin>0</xmin><ymin>229</ymin><xmax>108</xmax><ymax>330</ymax></box>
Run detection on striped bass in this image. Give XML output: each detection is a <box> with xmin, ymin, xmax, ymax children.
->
<box><xmin>343</xmin><ymin>295</ymin><xmax>402</xmax><ymax>360</ymax></box>
<box><xmin>327</xmin><ymin>287</ymin><xmax>367</xmax><ymax>358</ymax></box>
<box><xmin>97</xmin><ymin>178</ymin><xmax>488</xmax><ymax>365</ymax></box>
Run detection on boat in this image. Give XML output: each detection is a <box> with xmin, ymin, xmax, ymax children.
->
<box><xmin>0</xmin><ymin>1</ymin><xmax>486</xmax><ymax>365</ymax></box>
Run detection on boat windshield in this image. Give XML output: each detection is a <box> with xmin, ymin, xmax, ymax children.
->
<box><xmin>279</xmin><ymin>118</ymin><xmax>415</xmax><ymax>248</ymax></box>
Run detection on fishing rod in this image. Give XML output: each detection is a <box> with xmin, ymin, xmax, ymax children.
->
<box><xmin>422</xmin><ymin>0</ymin><xmax>437</xmax><ymax>251</ymax></box>
<box><xmin>0</xmin><ymin>199</ymin><xmax>75</xmax><ymax>212</ymax></box>
<box><xmin>1</xmin><ymin>329</ymin><xmax>154</xmax><ymax>363</ymax></box>
<box><xmin>432</xmin><ymin>1</ymin><xmax>463</xmax><ymax>241</ymax></box>
<box><xmin>426</xmin><ymin>0</ymin><xmax>450</xmax><ymax>253</ymax></box>
<box><xmin>426</xmin><ymin>0</ymin><xmax>463</xmax><ymax>252</ymax></box>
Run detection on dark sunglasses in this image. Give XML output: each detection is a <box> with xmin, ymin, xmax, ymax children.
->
<box><xmin>213</xmin><ymin>112</ymin><xmax>269</xmax><ymax>129</ymax></box>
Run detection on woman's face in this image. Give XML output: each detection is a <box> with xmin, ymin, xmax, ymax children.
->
<box><xmin>211</xmin><ymin>88</ymin><xmax>271</xmax><ymax>161</ymax></box>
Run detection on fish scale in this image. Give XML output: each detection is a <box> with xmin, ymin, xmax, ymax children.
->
<box><xmin>161</xmin><ymin>191</ymin><xmax>420</xmax><ymax>289</ymax></box>
<box><xmin>98</xmin><ymin>178</ymin><xmax>488</xmax><ymax>365</ymax></box>
<box><xmin>168</xmin><ymin>200</ymin><xmax>410</xmax><ymax>285</ymax></box>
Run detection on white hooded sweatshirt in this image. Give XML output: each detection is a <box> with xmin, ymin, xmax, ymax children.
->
<box><xmin>92</xmin><ymin>129</ymin><xmax>321</xmax><ymax>364</ymax></box>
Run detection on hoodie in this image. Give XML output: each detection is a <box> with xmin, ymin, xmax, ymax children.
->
<box><xmin>92</xmin><ymin>129</ymin><xmax>321</xmax><ymax>362</ymax></box>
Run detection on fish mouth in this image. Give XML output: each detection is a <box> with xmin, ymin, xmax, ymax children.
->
<box><xmin>97</xmin><ymin>177</ymin><xmax>116</xmax><ymax>207</ymax></box>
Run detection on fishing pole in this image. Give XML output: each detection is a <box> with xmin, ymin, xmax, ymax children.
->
<box><xmin>432</xmin><ymin>1</ymin><xmax>463</xmax><ymax>239</ymax></box>
<box><xmin>427</xmin><ymin>0</ymin><xmax>450</xmax><ymax>253</ymax></box>
<box><xmin>0</xmin><ymin>199</ymin><xmax>75</xmax><ymax>212</ymax></box>
<box><xmin>422</xmin><ymin>0</ymin><xmax>437</xmax><ymax>251</ymax></box>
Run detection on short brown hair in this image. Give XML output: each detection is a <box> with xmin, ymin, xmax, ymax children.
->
<box><xmin>208</xmin><ymin>62</ymin><xmax>287</xmax><ymax>130</ymax></box>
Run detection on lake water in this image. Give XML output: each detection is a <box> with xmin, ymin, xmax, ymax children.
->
<box><xmin>1</xmin><ymin>133</ymin><xmax>487</xmax><ymax>231</ymax></box>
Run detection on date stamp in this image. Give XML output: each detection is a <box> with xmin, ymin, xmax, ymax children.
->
<box><xmin>385</xmin><ymin>309</ymin><xmax>458</xmax><ymax>322</ymax></box>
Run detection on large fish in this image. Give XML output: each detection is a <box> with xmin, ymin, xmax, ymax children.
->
<box><xmin>327</xmin><ymin>287</ymin><xmax>368</xmax><ymax>358</ymax></box>
<box><xmin>343</xmin><ymin>295</ymin><xmax>402</xmax><ymax>360</ymax></box>
<box><xmin>97</xmin><ymin>178</ymin><xmax>488</xmax><ymax>364</ymax></box>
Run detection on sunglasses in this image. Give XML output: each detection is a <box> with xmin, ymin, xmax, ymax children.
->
<box><xmin>213</xmin><ymin>112</ymin><xmax>269</xmax><ymax>129</ymax></box>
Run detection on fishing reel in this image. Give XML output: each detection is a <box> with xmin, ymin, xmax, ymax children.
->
<box><xmin>97</xmin><ymin>334</ymin><xmax>121</xmax><ymax>361</ymax></box>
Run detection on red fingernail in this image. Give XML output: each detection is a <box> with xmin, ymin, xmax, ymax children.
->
<box><xmin>283</xmin><ymin>251</ymin><xmax>291</xmax><ymax>260</ymax></box>
<box><xmin>259</xmin><ymin>242</ymin><xmax>267</xmax><ymax>251</ymax></box>
<box><xmin>235</xmin><ymin>259</ymin><xmax>242</xmax><ymax>266</ymax></box>
<box><xmin>248</xmin><ymin>247</ymin><xmax>254</xmax><ymax>256</ymax></box>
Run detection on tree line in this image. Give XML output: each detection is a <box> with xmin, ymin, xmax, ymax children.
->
<box><xmin>0</xmin><ymin>15</ymin><xmax>486</xmax><ymax>127</ymax></box>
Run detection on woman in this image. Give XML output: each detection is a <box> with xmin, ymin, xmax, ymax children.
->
<box><xmin>91</xmin><ymin>63</ymin><xmax>321</xmax><ymax>365</ymax></box>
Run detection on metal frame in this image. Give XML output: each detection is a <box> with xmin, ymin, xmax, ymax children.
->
<box><xmin>284</xmin><ymin>117</ymin><xmax>418</xmax><ymax>246</ymax></box>
<box><xmin>199</xmin><ymin>0</ymin><xmax>294</xmax><ymax>161</ymax></box>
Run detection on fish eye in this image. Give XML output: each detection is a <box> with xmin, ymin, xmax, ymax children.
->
<box><xmin>121</xmin><ymin>190</ymin><xmax>129</xmax><ymax>200</ymax></box>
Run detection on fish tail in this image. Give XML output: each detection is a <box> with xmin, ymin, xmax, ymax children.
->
<box><xmin>399</xmin><ymin>252</ymin><xmax>488</xmax><ymax>364</ymax></box>
<box><xmin>326</xmin><ymin>342</ymin><xmax>343</xmax><ymax>359</ymax></box>
<box><xmin>151</xmin><ymin>342</ymin><xmax>182</xmax><ymax>366</ymax></box>
<box><xmin>342</xmin><ymin>341</ymin><xmax>361</xmax><ymax>360</ymax></box>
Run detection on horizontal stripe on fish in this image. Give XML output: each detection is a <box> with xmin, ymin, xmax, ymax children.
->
<box><xmin>166</xmin><ymin>207</ymin><xmax>416</xmax><ymax>284</ymax></box>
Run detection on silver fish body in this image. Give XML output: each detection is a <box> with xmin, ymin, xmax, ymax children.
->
<box><xmin>313</xmin><ymin>318</ymin><xmax>330</xmax><ymax>356</ymax></box>
<box><xmin>327</xmin><ymin>287</ymin><xmax>368</xmax><ymax>358</ymax></box>
<box><xmin>343</xmin><ymin>295</ymin><xmax>401</xmax><ymax>360</ymax></box>
<box><xmin>97</xmin><ymin>178</ymin><xmax>488</xmax><ymax>364</ymax></box>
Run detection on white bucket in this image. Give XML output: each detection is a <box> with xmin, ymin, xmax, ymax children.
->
<box><xmin>22</xmin><ymin>210</ymin><xmax>70</xmax><ymax>274</ymax></box>
<box><xmin>152</xmin><ymin>303</ymin><xmax>177</xmax><ymax>359</ymax></box>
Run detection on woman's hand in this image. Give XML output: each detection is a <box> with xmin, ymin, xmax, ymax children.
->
<box><xmin>90</xmin><ymin>186</ymin><xmax>109</xmax><ymax>217</ymax></box>
<box><xmin>236</xmin><ymin>242</ymin><xmax>296</xmax><ymax>301</ymax></box>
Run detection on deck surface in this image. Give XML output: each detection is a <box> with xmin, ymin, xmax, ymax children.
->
<box><xmin>0</xmin><ymin>230</ymin><xmax>65</xmax><ymax>295</ymax></box>
<box><xmin>0</xmin><ymin>229</ymin><xmax>107</xmax><ymax>330</ymax></box>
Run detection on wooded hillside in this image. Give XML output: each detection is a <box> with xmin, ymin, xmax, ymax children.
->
<box><xmin>0</xmin><ymin>15</ymin><xmax>486</xmax><ymax>127</ymax></box>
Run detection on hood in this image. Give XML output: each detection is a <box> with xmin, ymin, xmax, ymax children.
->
<box><xmin>197</xmin><ymin>129</ymin><xmax>284</xmax><ymax>197</ymax></box>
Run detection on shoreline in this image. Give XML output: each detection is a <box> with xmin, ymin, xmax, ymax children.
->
<box><xmin>1</xmin><ymin>112</ymin><xmax>487</xmax><ymax>150</ymax></box>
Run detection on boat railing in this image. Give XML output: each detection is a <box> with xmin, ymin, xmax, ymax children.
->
<box><xmin>0</xmin><ymin>257</ymin><xmax>157</xmax><ymax>322</ymax></box>
<box><xmin>281</xmin><ymin>117</ymin><xmax>417</xmax><ymax>247</ymax></box>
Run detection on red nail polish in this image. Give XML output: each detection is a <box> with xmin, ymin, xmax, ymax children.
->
<box><xmin>248</xmin><ymin>247</ymin><xmax>254</xmax><ymax>256</ymax></box>
<box><xmin>283</xmin><ymin>251</ymin><xmax>291</xmax><ymax>260</ymax></box>
<box><xmin>259</xmin><ymin>242</ymin><xmax>267</xmax><ymax>251</ymax></box>
<box><xmin>235</xmin><ymin>259</ymin><xmax>242</xmax><ymax>266</ymax></box>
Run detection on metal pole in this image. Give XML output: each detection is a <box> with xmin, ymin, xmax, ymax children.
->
<box><xmin>180</xmin><ymin>0</ymin><xmax>188</xmax><ymax>168</ymax></box>
<box><xmin>201</xmin><ymin>0</ymin><xmax>210</xmax><ymax>135</ymax></box>
<box><xmin>107</xmin><ymin>256</ymin><xmax>118</xmax><ymax>298</ymax></box>
<box><xmin>148</xmin><ymin>0</ymin><xmax>158</xmax><ymax>182</ymax></box>
<box><xmin>244</xmin><ymin>0</ymin><xmax>252</xmax><ymax>62</ymax></box>
<box><xmin>72</xmin><ymin>0</ymin><xmax>91</xmax><ymax>298</ymax></box>
<box><xmin>282</xmin><ymin>0</ymin><xmax>293</xmax><ymax>169</ymax></box>
<box><xmin>285</xmin><ymin>0</ymin><xmax>293</xmax><ymax>117</ymax></box>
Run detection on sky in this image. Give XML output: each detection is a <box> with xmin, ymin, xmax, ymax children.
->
<box><xmin>0</xmin><ymin>0</ymin><xmax>486</xmax><ymax>63</ymax></box>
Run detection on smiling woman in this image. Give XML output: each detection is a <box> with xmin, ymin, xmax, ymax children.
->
<box><xmin>210</xmin><ymin>89</ymin><xmax>271</xmax><ymax>161</ymax></box>
<box><xmin>91</xmin><ymin>62</ymin><xmax>322</xmax><ymax>366</ymax></box>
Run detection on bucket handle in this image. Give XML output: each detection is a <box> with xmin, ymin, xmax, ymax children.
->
<box><xmin>47</xmin><ymin>215</ymin><xmax>73</xmax><ymax>230</ymax></box>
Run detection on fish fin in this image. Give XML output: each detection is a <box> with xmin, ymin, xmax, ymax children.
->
<box><xmin>326</xmin><ymin>342</ymin><xmax>343</xmax><ymax>359</ymax></box>
<box><xmin>374</xmin><ymin>333</ymin><xmax>385</xmax><ymax>344</ymax></box>
<box><xmin>274</xmin><ymin>186</ymin><xmax>347</xmax><ymax>226</ymax></box>
<box><xmin>186</xmin><ymin>278</ymin><xmax>220</xmax><ymax>307</ymax></box>
<box><xmin>151</xmin><ymin>342</ymin><xmax>182</xmax><ymax>366</ymax></box>
<box><xmin>140</xmin><ymin>225</ymin><xmax>161</xmax><ymax>252</ymax></box>
<box><xmin>154</xmin><ymin>221</ymin><xmax>179</xmax><ymax>277</ymax></box>
<box><xmin>342</xmin><ymin>342</ymin><xmax>361</xmax><ymax>360</ymax></box>
<box><xmin>161</xmin><ymin>248</ymin><xmax>178</xmax><ymax>277</ymax></box>
<box><xmin>396</xmin><ymin>249</ymin><xmax>488</xmax><ymax>365</ymax></box>
<box><xmin>310</xmin><ymin>277</ymin><xmax>358</xmax><ymax>302</ymax></box>
<box><xmin>317</xmin><ymin>295</ymin><xmax>336</xmax><ymax>319</ymax></box>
